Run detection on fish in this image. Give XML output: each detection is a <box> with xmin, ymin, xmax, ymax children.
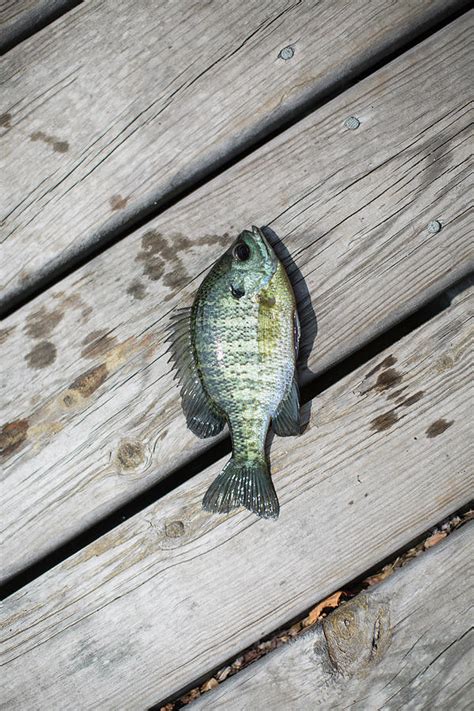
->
<box><xmin>168</xmin><ymin>226</ymin><xmax>300</xmax><ymax>519</ymax></box>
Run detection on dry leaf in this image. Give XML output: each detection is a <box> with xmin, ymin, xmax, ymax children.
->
<box><xmin>180</xmin><ymin>688</ymin><xmax>200</xmax><ymax>704</ymax></box>
<box><xmin>200</xmin><ymin>678</ymin><xmax>219</xmax><ymax>693</ymax></box>
<box><xmin>424</xmin><ymin>530</ymin><xmax>447</xmax><ymax>549</ymax></box>
<box><xmin>304</xmin><ymin>591</ymin><xmax>343</xmax><ymax>627</ymax></box>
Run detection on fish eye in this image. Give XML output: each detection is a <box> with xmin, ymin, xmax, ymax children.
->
<box><xmin>232</xmin><ymin>242</ymin><xmax>251</xmax><ymax>262</ymax></box>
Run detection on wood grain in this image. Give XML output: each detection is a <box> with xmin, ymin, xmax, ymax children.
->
<box><xmin>191</xmin><ymin>524</ymin><xmax>474</xmax><ymax>711</ymax></box>
<box><xmin>1</xmin><ymin>283</ymin><xmax>472</xmax><ymax>708</ymax></box>
<box><xmin>0</xmin><ymin>0</ymin><xmax>466</xmax><ymax>305</ymax></box>
<box><xmin>1</xmin><ymin>15</ymin><xmax>472</xmax><ymax>581</ymax></box>
<box><xmin>0</xmin><ymin>1</ymin><xmax>79</xmax><ymax>54</ymax></box>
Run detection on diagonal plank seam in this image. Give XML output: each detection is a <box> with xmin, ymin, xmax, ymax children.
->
<box><xmin>155</xmin><ymin>508</ymin><xmax>473</xmax><ymax>709</ymax></box>
<box><xmin>1</xmin><ymin>272</ymin><xmax>471</xmax><ymax>599</ymax></box>
<box><xmin>1</xmin><ymin>2</ymin><xmax>470</xmax><ymax>318</ymax></box>
<box><xmin>0</xmin><ymin>0</ymin><xmax>83</xmax><ymax>55</ymax></box>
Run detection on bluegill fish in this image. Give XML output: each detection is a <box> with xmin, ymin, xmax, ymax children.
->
<box><xmin>168</xmin><ymin>226</ymin><xmax>300</xmax><ymax>518</ymax></box>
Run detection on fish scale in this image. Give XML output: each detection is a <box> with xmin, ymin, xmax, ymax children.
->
<box><xmin>169</xmin><ymin>226</ymin><xmax>301</xmax><ymax>518</ymax></box>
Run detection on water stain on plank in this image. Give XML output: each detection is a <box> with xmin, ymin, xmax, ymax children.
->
<box><xmin>126</xmin><ymin>280</ymin><xmax>147</xmax><ymax>300</ymax></box>
<box><xmin>426</xmin><ymin>418</ymin><xmax>453</xmax><ymax>438</ymax></box>
<box><xmin>365</xmin><ymin>355</ymin><xmax>397</xmax><ymax>378</ymax></box>
<box><xmin>398</xmin><ymin>391</ymin><xmax>424</xmax><ymax>407</ymax></box>
<box><xmin>0</xmin><ymin>112</ymin><xmax>12</xmax><ymax>128</ymax></box>
<box><xmin>25</xmin><ymin>341</ymin><xmax>57</xmax><ymax>369</ymax></box>
<box><xmin>0</xmin><ymin>419</ymin><xmax>29</xmax><ymax>457</ymax></box>
<box><xmin>70</xmin><ymin>363</ymin><xmax>108</xmax><ymax>397</ymax></box>
<box><xmin>110</xmin><ymin>194</ymin><xmax>128</xmax><ymax>211</ymax></box>
<box><xmin>370</xmin><ymin>410</ymin><xmax>399</xmax><ymax>432</ymax></box>
<box><xmin>0</xmin><ymin>326</ymin><xmax>15</xmax><ymax>344</ymax></box>
<box><xmin>30</xmin><ymin>131</ymin><xmax>69</xmax><ymax>153</ymax></box>
<box><xmin>81</xmin><ymin>330</ymin><xmax>117</xmax><ymax>359</ymax></box>
<box><xmin>24</xmin><ymin>306</ymin><xmax>64</xmax><ymax>339</ymax></box>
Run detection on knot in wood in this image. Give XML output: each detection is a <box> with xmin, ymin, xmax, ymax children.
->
<box><xmin>116</xmin><ymin>439</ymin><xmax>145</xmax><ymax>471</ymax></box>
<box><xmin>165</xmin><ymin>520</ymin><xmax>185</xmax><ymax>538</ymax></box>
<box><xmin>322</xmin><ymin>592</ymin><xmax>391</xmax><ymax>677</ymax></box>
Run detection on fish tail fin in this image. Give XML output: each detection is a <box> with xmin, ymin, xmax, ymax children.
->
<box><xmin>202</xmin><ymin>457</ymin><xmax>280</xmax><ymax>519</ymax></box>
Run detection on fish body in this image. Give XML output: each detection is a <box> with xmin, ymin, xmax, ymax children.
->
<box><xmin>169</xmin><ymin>226</ymin><xmax>300</xmax><ymax>518</ymax></box>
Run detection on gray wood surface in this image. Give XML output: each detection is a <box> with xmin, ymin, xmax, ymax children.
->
<box><xmin>191</xmin><ymin>524</ymin><xmax>474</xmax><ymax>711</ymax></box>
<box><xmin>0</xmin><ymin>0</ymin><xmax>465</xmax><ymax>306</ymax></box>
<box><xmin>1</xmin><ymin>15</ymin><xmax>472</xmax><ymax>581</ymax></box>
<box><xmin>1</xmin><ymin>283</ymin><xmax>472</xmax><ymax>709</ymax></box>
<box><xmin>0</xmin><ymin>1</ymin><xmax>77</xmax><ymax>53</ymax></box>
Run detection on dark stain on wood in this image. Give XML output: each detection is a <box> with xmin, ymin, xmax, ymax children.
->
<box><xmin>372</xmin><ymin>368</ymin><xmax>402</xmax><ymax>393</ymax></box>
<box><xmin>386</xmin><ymin>387</ymin><xmax>408</xmax><ymax>401</ymax></box>
<box><xmin>110</xmin><ymin>194</ymin><xmax>129</xmax><ymax>211</ymax></box>
<box><xmin>70</xmin><ymin>363</ymin><xmax>108</xmax><ymax>396</ymax></box>
<box><xmin>366</xmin><ymin>355</ymin><xmax>397</xmax><ymax>379</ymax></box>
<box><xmin>30</xmin><ymin>130</ymin><xmax>69</xmax><ymax>153</ymax></box>
<box><xmin>399</xmin><ymin>391</ymin><xmax>425</xmax><ymax>407</ymax></box>
<box><xmin>370</xmin><ymin>410</ymin><xmax>399</xmax><ymax>432</ymax></box>
<box><xmin>0</xmin><ymin>112</ymin><xmax>12</xmax><ymax>128</ymax></box>
<box><xmin>127</xmin><ymin>279</ymin><xmax>147</xmax><ymax>300</ymax></box>
<box><xmin>0</xmin><ymin>326</ymin><xmax>15</xmax><ymax>344</ymax></box>
<box><xmin>0</xmin><ymin>419</ymin><xmax>29</xmax><ymax>457</ymax></box>
<box><xmin>426</xmin><ymin>418</ymin><xmax>453</xmax><ymax>438</ymax></box>
<box><xmin>116</xmin><ymin>440</ymin><xmax>145</xmax><ymax>470</ymax></box>
<box><xmin>24</xmin><ymin>306</ymin><xmax>64</xmax><ymax>339</ymax></box>
<box><xmin>81</xmin><ymin>330</ymin><xmax>117</xmax><ymax>359</ymax></box>
<box><xmin>25</xmin><ymin>341</ymin><xmax>57</xmax><ymax>369</ymax></box>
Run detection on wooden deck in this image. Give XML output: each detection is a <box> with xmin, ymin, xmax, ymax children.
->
<box><xmin>0</xmin><ymin>2</ymin><xmax>472</xmax><ymax>709</ymax></box>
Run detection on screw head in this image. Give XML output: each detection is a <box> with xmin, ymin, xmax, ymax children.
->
<box><xmin>427</xmin><ymin>220</ymin><xmax>442</xmax><ymax>234</ymax></box>
<box><xmin>278</xmin><ymin>46</ymin><xmax>294</xmax><ymax>61</ymax></box>
<box><xmin>344</xmin><ymin>116</ymin><xmax>360</xmax><ymax>130</ymax></box>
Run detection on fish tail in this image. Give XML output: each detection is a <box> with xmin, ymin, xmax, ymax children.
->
<box><xmin>202</xmin><ymin>457</ymin><xmax>280</xmax><ymax>519</ymax></box>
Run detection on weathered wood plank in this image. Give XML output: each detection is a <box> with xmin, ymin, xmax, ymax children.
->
<box><xmin>0</xmin><ymin>0</ymin><xmax>466</xmax><ymax>306</ymax></box>
<box><xmin>1</xmin><ymin>283</ymin><xmax>472</xmax><ymax>709</ymax></box>
<box><xmin>0</xmin><ymin>1</ymin><xmax>79</xmax><ymax>54</ymax></box>
<box><xmin>1</xmin><ymin>15</ymin><xmax>472</xmax><ymax>581</ymax></box>
<box><xmin>191</xmin><ymin>524</ymin><xmax>474</xmax><ymax>711</ymax></box>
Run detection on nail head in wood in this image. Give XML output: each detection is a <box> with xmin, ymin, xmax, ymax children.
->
<box><xmin>278</xmin><ymin>46</ymin><xmax>294</xmax><ymax>60</ymax></box>
<box><xmin>427</xmin><ymin>219</ymin><xmax>442</xmax><ymax>234</ymax></box>
<box><xmin>344</xmin><ymin>116</ymin><xmax>360</xmax><ymax>130</ymax></box>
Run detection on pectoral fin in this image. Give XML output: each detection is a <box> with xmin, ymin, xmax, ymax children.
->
<box><xmin>272</xmin><ymin>376</ymin><xmax>300</xmax><ymax>436</ymax></box>
<box><xmin>167</xmin><ymin>307</ymin><xmax>225</xmax><ymax>438</ymax></box>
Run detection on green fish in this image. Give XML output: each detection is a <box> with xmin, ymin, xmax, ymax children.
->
<box><xmin>168</xmin><ymin>226</ymin><xmax>300</xmax><ymax>518</ymax></box>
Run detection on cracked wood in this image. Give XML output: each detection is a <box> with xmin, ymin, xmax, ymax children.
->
<box><xmin>0</xmin><ymin>0</ymin><xmax>466</xmax><ymax>305</ymax></box>
<box><xmin>1</xmin><ymin>14</ymin><xmax>472</xmax><ymax>581</ymax></box>
<box><xmin>1</xmin><ymin>283</ymin><xmax>472</xmax><ymax>708</ymax></box>
<box><xmin>191</xmin><ymin>524</ymin><xmax>474</xmax><ymax>710</ymax></box>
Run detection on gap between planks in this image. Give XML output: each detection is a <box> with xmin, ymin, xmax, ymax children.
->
<box><xmin>186</xmin><ymin>521</ymin><xmax>474</xmax><ymax>711</ymax></box>
<box><xmin>1</xmin><ymin>282</ymin><xmax>472</xmax><ymax>708</ymax></box>
<box><xmin>1</xmin><ymin>13</ymin><xmax>472</xmax><ymax>582</ymax></box>
<box><xmin>0</xmin><ymin>0</ymin><xmax>470</xmax><ymax>313</ymax></box>
<box><xmin>0</xmin><ymin>274</ymin><xmax>469</xmax><ymax>599</ymax></box>
<box><xmin>0</xmin><ymin>0</ymin><xmax>82</xmax><ymax>55</ymax></box>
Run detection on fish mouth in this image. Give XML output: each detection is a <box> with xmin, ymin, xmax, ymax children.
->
<box><xmin>250</xmin><ymin>225</ymin><xmax>278</xmax><ymax>268</ymax></box>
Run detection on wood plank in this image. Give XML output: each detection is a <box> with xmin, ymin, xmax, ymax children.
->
<box><xmin>0</xmin><ymin>1</ymin><xmax>78</xmax><ymax>54</ymax></box>
<box><xmin>1</xmin><ymin>282</ymin><xmax>472</xmax><ymax>709</ymax></box>
<box><xmin>1</xmin><ymin>15</ymin><xmax>472</xmax><ymax>582</ymax></box>
<box><xmin>191</xmin><ymin>524</ymin><xmax>474</xmax><ymax>711</ymax></box>
<box><xmin>0</xmin><ymin>0</ymin><xmax>466</xmax><ymax>306</ymax></box>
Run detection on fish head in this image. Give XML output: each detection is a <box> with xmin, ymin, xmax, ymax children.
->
<box><xmin>224</xmin><ymin>226</ymin><xmax>278</xmax><ymax>299</ymax></box>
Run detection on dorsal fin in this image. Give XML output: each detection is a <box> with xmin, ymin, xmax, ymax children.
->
<box><xmin>166</xmin><ymin>307</ymin><xmax>225</xmax><ymax>439</ymax></box>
